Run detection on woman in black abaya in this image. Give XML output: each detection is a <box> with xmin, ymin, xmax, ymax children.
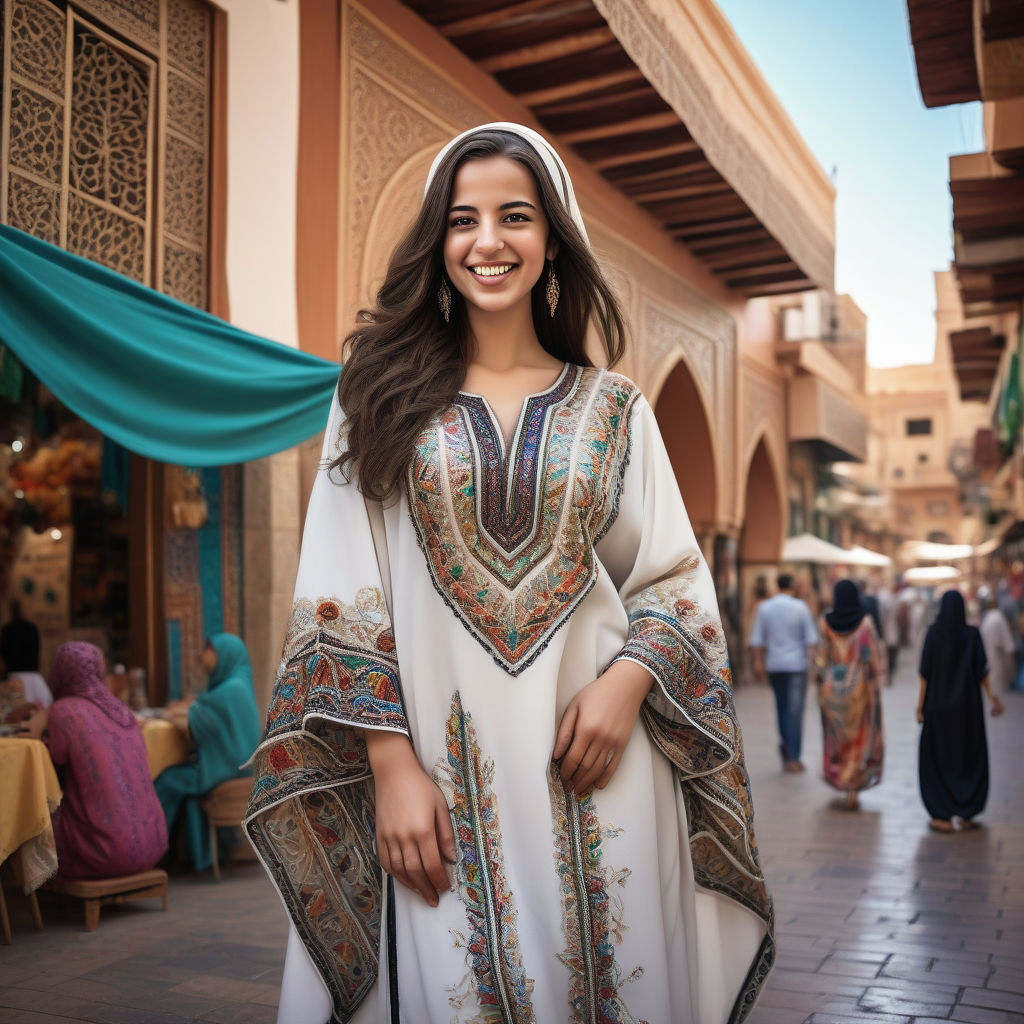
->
<box><xmin>917</xmin><ymin>590</ymin><xmax>1004</xmax><ymax>832</ymax></box>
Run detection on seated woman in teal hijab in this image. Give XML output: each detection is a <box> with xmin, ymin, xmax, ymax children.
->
<box><xmin>154</xmin><ymin>633</ymin><xmax>262</xmax><ymax>871</ymax></box>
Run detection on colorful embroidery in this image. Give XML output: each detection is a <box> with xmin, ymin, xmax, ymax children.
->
<box><xmin>433</xmin><ymin>692</ymin><xmax>536</xmax><ymax>1024</ymax></box>
<box><xmin>245</xmin><ymin>588</ymin><xmax>407</xmax><ymax>1024</ymax></box>
<box><xmin>549</xmin><ymin>767</ymin><xmax>644</xmax><ymax>1024</ymax></box>
<box><xmin>246</xmin><ymin>782</ymin><xmax>380</xmax><ymax>1016</ymax></box>
<box><xmin>613</xmin><ymin>557</ymin><xmax>776</xmax><ymax>1023</ymax></box>
<box><xmin>408</xmin><ymin>366</ymin><xmax>639</xmax><ymax>675</ymax></box>
<box><xmin>262</xmin><ymin>588</ymin><xmax>405</xmax><ymax>742</ymax></box>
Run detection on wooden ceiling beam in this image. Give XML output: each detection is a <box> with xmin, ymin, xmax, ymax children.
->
<box><xmin>700</xmin><ymin>243</ymin><xmax>788</xmax><ymax>271</ymax></box>
<box><xmin>739</xmin><ymin>277</ymin><xmax>816</xmax><ymax>297</ymax></box>
<box><xmin>515</xmin><ymin>68</ymin><xmax>645</xmax><ymax>108</ymax></box>
<box><xmin>559</xmin><ymin>111</ymin><xmax>680</xmax><ymax>144</ymax></box>
<box><xmin>537</xmin><ymin>85</ymin><xmax>654</xmax><ymax>118</ymax></box>
<box><xmin>611</xmin><ymin>161</ymin><xmax>713</xmax><ymax>190</ymax></box>
<box><xmin>440</xmin><ymin>0</ymin><xmax>575</xmax><ymax>39</ymax></box>
<box><xmin>687</xmin><ymin>227</ymin><xmax>771</xmax><ymax>253</ymax></box>
<box><xmin>478</xmin><ymin>26</ymin><xmax>615</xmax><ymax>73</ymax></box>
<box><xmin>629</xmin><ymin>181</ymin><xmax>734</xmax><ymax>204</ymax></box>
<box><xmin>591</xmin><ymin>140</ymin><xmax>699</xmax><ymax>170</ymax></box>
<box><xmin>671</xmin><ymin>214</ymin><xmax>760</xmax><ymax>236</ymax></box>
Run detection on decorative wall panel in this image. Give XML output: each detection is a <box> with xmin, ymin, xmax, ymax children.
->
<box><xmin>1</xmin><ymin>0</ymin><xmax>211</xmax><ymax>302</ymax></box>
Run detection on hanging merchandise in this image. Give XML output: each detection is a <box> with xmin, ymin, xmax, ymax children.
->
<box><xmin>0</xmin><ymin>225</ymin><xmax>340</xmax><ymax>466</ymax></box>
<box><xmin>998</xmin><ymin>349</ymin><xmax>1021</xmax><ymax>456</ymax></box>
<box><xmin>0</xmin><ymin>344</ymin><xmax>23</xmax><ymax>402</ymax></box>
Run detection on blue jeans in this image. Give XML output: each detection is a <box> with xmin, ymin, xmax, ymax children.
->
<box><xmin>768</xmin><ymin>670</ymin><xmax>808</xmax><ymax>763</ymax></box>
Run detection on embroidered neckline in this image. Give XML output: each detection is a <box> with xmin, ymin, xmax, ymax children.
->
<box><xmin>454</xmin><ymin>363</ymin><xmax>579</xmax><ymax>559</ymax></box>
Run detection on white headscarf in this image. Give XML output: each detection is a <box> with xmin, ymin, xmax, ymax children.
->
<box><xmin>424</xmin><ymin>122</ymin><xmax>589</xmax><ymax>244</ymax></box>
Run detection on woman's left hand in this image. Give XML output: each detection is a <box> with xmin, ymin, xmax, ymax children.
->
<box><xmin>16</xmin><ymin>707</ymin><xmax>49</xmax><ymax>740</ymax></box>
<box><xmin>552</xmin><ymin>660</ymin><xmax>654</xmax><ymax>796</ymax></box>
<box><xmin>991</xmin><ymin>696</ymin><xmax>1005</xmax><ymax>717</ymax></box>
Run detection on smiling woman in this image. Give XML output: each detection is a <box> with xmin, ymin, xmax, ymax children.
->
<box><xmin>244</xmin><ymin>124</ymin><xmax>775</xmax><ymax>1024</ymax></box>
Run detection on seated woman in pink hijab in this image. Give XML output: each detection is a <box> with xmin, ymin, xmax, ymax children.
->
<box><xmin>19</xmin><ymin>642</ymin><xmax>167</xmax><ymax>879</ymax></box>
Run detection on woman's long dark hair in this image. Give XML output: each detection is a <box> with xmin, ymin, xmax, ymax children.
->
<box><xmin>333</xmin><ymin>129</ymin><xmax>627</xmax><ymax>502</ymax></box>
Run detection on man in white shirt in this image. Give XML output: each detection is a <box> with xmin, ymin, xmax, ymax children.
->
<box><xmin>980</xmin><ymin>590</ymin><xmax>1016</xmax><ymax>693</ymax></box>
<box><xmin>749</xmin><ymin>573</ymin><xmax>819</xmax><ymax>773</ymax></box>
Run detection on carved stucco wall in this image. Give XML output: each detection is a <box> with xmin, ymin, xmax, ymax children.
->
<box><xmin>739</xmin><ymin>361</ymin><xmax>787</xmax><ymax>530</ymax></box>
<box><xmin>342</xmin><ymin>2</ymin><xmax>742</xmax><ymax>529</ymax></box>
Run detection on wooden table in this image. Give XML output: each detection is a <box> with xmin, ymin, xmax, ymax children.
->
<box><xmin>0</xmin><ymin>737</ymin><xmax>61</xmax><ymax>942</ymax></box>
<box><xmin>139</xmin><ymin>718</ymin><xmax>191</xmax><ymax>779</ymax></box>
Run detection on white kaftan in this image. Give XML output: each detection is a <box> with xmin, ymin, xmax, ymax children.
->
<box><xmin>246</xmin><ymin>364</ymin><xmax>774</xmax><ymax>1024</ymax></box>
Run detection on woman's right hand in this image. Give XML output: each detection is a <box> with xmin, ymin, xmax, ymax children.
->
<box><xmin>365</xmin><ymin>730</ymin><xmax>456</xmax><ymax>907</ymax></box>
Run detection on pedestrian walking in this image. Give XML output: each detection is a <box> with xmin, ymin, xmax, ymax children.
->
<box><xmin>918</xmin><ymin>590</ymin><xmax>1004</xmax><ymax>833</ymax></box>
<box><xmin>246</xmin><ymin>124</ymin><xmax>774</xmax><ymax>1024</ymax></box>
<box><xmin>876</xmin><ymin>582</ymin><xmax>900</xmax><ymax>681</ymax></box>
<box><xmin>980</xmin><ymin>590</ymin><xmax>1016</xmax><ymax>693</ymax></box>
<box><xmin>749</xmin><ymin>572</ymin><xmax>818</xmax><ymax>772</ymax></box>
<box><xmin>816</xmin><ymin>579</ymin><xmax>885</xmax><ymax>810</ymax></box>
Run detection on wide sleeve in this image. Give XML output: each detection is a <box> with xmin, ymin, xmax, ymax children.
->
<box><xmin>244</xmin><ymin>388</ymin><xmax>404</xmax><ymax>1023</ymax></box>
<box><xmin>595</xmin><ymin>395</ymin><xmax>775</xmax><ymax>1018</ymax></box>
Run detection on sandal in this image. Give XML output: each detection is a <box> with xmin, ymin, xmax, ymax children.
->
<box><xmin>929</xmin><ymin>819</ymin><xmax>955</xmax><ymax>833</ymax></box>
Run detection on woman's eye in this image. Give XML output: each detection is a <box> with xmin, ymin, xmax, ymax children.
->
<box><xmin>504</xmin><ymin>213</ymin><xmax>529</xmax><ymax>223</ymax></box>
<box><xmin>449</xmin><ymin>217</ymin><xmax>475</xmax><ymax>228</ymax></box>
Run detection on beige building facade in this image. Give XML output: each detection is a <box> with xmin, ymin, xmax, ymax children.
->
<box><xmin>2</xmin><ymin>0</ymin><xmax>854</xmax><ymax>704</ymax></box>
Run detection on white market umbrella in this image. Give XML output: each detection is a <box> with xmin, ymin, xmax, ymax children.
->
<box><xmin>781</xmin><ymin>533</ymin><xmax>853</xmax><ymax>565</ymax></box>
<box><xmin>844</xmin><ymin>545</ymin><xmax>892</xmax><ymax>567</ymax></box>
<box><xmin>901</xmin><ymin>540</ymin><xmax>974</xmax><ymax>562</ymax></box>
<box><xmin>904</xmin><ymin>565</ymin><xmax>960</xmax><ymax>585</ymax></box>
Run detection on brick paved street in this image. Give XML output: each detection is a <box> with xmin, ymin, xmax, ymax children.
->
<box><xmin>742</xmin><ymin>653</ymin><xmax>1024</xmax><ymax>1024</ymax></box>
<box><xmin>1</xmin><ymin>653</ymin><xmax>1021</xmax><ymax>1024</ymax></box>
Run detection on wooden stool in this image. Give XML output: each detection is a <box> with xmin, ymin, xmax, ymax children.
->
<box><xmin>199</xmin><ymin>777</ymin><xmax>253</xmax><ymax>881</ymax></box>
<box><xmin>50</xmin><ymin>869</ymin><xmax>168</xmax><ymax>931</ymax></box>
<box><xmin>0</xmin><ymin>863</ymin><xmax>44</xmax><ymax>943</ymax></box>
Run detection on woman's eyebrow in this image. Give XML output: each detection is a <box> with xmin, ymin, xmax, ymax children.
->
<box><xmin>448</xmin><ymin>200</ymin><xmax>538</xmax><ymax>213</ymax></box>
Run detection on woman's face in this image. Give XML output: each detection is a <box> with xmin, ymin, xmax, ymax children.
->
<box><xmin>201</xmin><ymin>644</ymin><xmax>218</xmax><ymax>675</ymax></box>
<box><xmin>443</xmin><ymin>155</ymin><xmax>558</xmax><ymax>320</ymax></box>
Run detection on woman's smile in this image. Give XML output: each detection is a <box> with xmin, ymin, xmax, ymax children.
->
<box><xmin>467</xmin><ymin>262</ymin><xmax>518</xmax><ymax>282</ymax></box>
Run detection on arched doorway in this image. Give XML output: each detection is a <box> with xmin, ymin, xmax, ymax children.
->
<box><xmin>738</xmin><ymin>437</ymin><xmax>784</xmax><ymax>684</ymax></box>
<box><xmin>652</xmin><ymin>359</ymin><xmax>717</xmax><ymax>536</ymax></box>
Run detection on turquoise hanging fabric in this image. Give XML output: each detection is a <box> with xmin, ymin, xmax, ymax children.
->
<box><xmin>0</xmin><ymin>225</ymin><xmax>340</xmax><ymax>466</ymax></box>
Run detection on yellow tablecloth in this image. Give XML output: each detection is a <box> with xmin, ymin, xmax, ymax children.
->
<box><xmin>0</xmin><ymin>738</ymin><xmax>61</xmax><ymax>893</ymax></box>
<box><xmin>140</xmin><ymin>718</ymin><xmax>191</xmax><ymax>779</ymax></box>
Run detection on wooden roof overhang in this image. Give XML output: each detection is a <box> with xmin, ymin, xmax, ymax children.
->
<box><xmin>907</xmin><ymin>0</ymin><xmax>980</xmax><ymax>107</ymax></box>
<box><xmin>907</xmin><ymin>0</ymin><xmax>1024</xmax><ymax>107</ymax></box>
<box><xmin>950</xmin><ymin>153</ymin><xmax>1024</xmax><ymax>310</ymax></box>
<box><xmin>948</xmin><ymin>325</ymin><xmax>1006</xmax><ymax>401</ymax></box>
<box><xmin>402</xmin><ymin>0</ymin><xmax>834</xmax><ymax>297</ymax></box>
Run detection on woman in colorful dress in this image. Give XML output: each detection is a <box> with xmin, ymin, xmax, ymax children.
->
<box><xmin>154</xmin><ymin>632</ymin><xmax>262</xmax><ymax>871</ymax></box>
<box><xmin>246</xmin><ymin>123</ymin><xmax>774</xmax><ymax>1024</ymax></box>
<box><xmin>816</xmin><ymin>579</ymin><xmax>886</xmax><ymax>810</ymax></box>
<box><xmin>16</xmin><ymin>641</ymin><xmax>167</xmax><ymax>879</ymax></box>
<box><xmin>918</xmin><ymin>589</ymin><xmax>1003</xmax><ymax>832</ymax></box>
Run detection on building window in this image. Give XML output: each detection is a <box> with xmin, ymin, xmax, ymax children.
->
<box><xmin>907</xmin><ymin>418</ymin><xmax>933</xmax><ymax>436</ymax></box>
<box><xmin>0</xmin><ymin>0</ymin><xmax>212</xmax><ymax>308</ymax></box>
<box><xmin>893</xmin><ymin>467</ymin><xmax>904</xmax><ymax>479</ymax></box>
<box><xmin>917</xmin><ymin>453</ymin><xmax>929</xmax><ymax>463</ymax></box>
<box><xmin>926</xmin><ymin>500</ymin><xmax>949</xmax><ymax>517</ymax></box>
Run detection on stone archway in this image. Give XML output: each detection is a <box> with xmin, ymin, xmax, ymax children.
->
<box><xmin>740</xmin><ymin>437</ymin><xmax>783</xmax><ymax>564</ymax></box>
<box><xmin>652</xmin><ymin>358</ymin><xmax>718</xmax><ymax>539</ymax></box>
<box><xmin>737</xmin><ymin>436</ymin><xmax>785</xmax><ymax>684</ymax></box>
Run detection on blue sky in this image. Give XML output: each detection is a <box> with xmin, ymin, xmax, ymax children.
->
<box><xmin>716</xmin><ymin>0</ymin><xmax>983</xmax><ymax>367</ymax></box>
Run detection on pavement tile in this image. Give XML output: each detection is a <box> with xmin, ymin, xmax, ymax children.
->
<box><xmin>196</xmin><ymin>1006</ymin><xmax>278</xmax><ymax>1024</ymax></box>
<box><xmin>857</xmin><ymin>987</ymin><xmax>956</xmax><ymax>1017</ymax></box>
<box><xmin>959</xmin><ymin>987</ymin><xmax>1024</xmax><ymax>1012</ymax></box>
<box><xmin>941</xmin><ymin>1007</ymin><xmax>1024</xmax><ymax>1024</ymax></box>
<box><xmin>986</xmin><ymin>967</ymin><xmax>1024</xmax><ymax>994</ymax></box>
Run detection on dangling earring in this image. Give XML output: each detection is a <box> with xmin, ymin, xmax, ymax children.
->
<box><xmin>438</xmin><ymin>276</ymin><xmax>452</xmax><ymax>323</ymax></box>
<box><xmin>546</xmin><ymin>262</ymin><xmax>559</xmax><ymax>317</ymax></box>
